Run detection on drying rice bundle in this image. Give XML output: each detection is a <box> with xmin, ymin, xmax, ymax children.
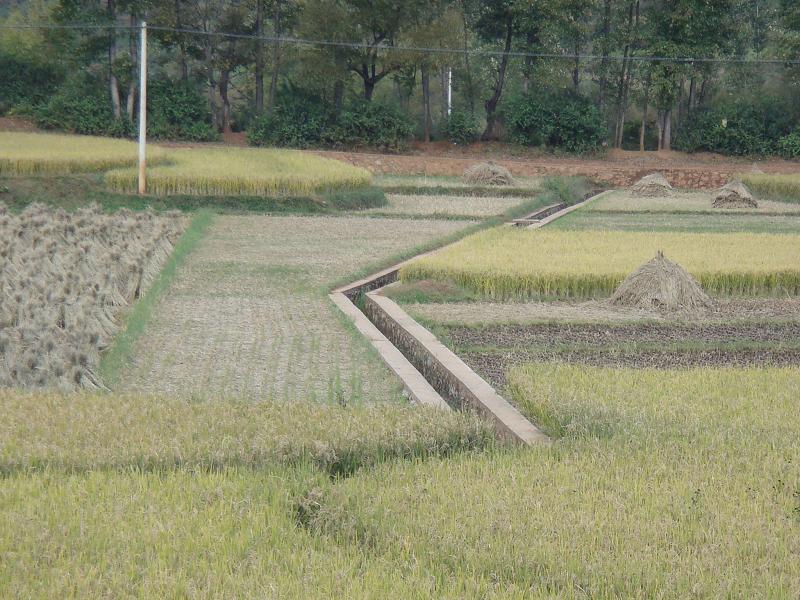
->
<box><xmin>0</xmin><ymin>202</ymin><xmax>185</xmax><ymax>391</ymax></box>
<box><xmin>608</xmin><ymin>251</ymin><xmax>713</xmax><ymax>312</ymax></box>
<box><xmin>631</xmin><ymin>173</ymin><xmax>672</xmax><ymax>197</ymax></box>
<box><xmin>713</xmin><ymin>181</ymin><xmax>758</xmax><ymax>209</ymax></box>
<box><xmin>462</xmin><ymin>161</ymin><xmax>516</xmax><ymax>186</ymax></box>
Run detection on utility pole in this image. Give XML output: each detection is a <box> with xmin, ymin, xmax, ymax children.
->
<box><xmin>138</xmin><ymin>20</ymin><xmax>147</xmax><ymax>195</ymax></box>
<box><xmin>447</xmin><ymin>68</ymin><xmax>452</xmax><ymax>116</ymax></box>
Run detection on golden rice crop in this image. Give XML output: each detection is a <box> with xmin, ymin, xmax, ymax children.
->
<box><xmin>400</xmin><ymin>228</ymin><xmax>800</xmax><ymax>298</ymax></box>
<box><xmin>105</xmin><ymin>146</ymin><xmax>372</xmax><ymax>197</ymax></box>
<box><xmin>310</xmin><ymin>365</ymin><xmax>800</xmax><ymax>597</ymax></box>
<box><xmin>0</xmin><ymin>131</ymin><xmax>168</xmax><ymax>175</ymax></box>
<box><xmin>741</xmin><ymin>173</ymin><xmax>800</xmax><ymax>202</ymax></box>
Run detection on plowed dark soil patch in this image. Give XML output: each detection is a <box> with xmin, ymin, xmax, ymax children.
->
<box><xmin>445</xmin><ymin>322</ymin><xmax>800</xmax><ymax>349</ymax></box>
<box><xmin>465</xmin><ymin>348</ymin><xmax>800</xmax><ymax>389</ymax></box>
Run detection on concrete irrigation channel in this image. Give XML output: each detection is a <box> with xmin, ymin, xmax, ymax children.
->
<box><xmin>329</xmin><ymin>192</ymin><xmax>610</xmax><ymax>445</ymax></box>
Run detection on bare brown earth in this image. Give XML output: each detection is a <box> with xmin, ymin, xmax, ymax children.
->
<box><xmin>445</xmin><ymin>322</ymin><xmax>800</xmax><ymax>349</ymax></box>
<box><xmin>312</xmin><ymin>145</ymin><xmax>800</xmax><ymax>190</ymax></box>
<box><xmin>5</xmin><ymin>116</ymin><xmax>798</xmax><ymax>189</ymax></box>
<box><xmin>437</xmin><ymin>318</ymin><xmax>800</xmax><ymax>388</ymax></box>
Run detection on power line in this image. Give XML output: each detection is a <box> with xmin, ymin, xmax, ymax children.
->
<box><xmin>2</xmin><ymin>22</ymin><xmax>799</xmax><ymax>65</ymax></box>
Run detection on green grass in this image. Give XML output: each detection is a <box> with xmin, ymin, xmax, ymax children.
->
<box><xmin>106</xmin><ymin>146</ymin><xmax>371</xmax><ymax>197</ymax></box>
<box><xmin>307</xmin><ymin>364</ymin><xmax>800</xmax><ymax>598</ymax></box>
<box><xmin>98</xmin><ymin>210</ymin><xmax>213</xmax><ymax>387</ymax></box>
<box><xmin>742</xmin><ymin>173</ymin><xmax>800</xmax><ymax>203</ymax></box>
<box><xmin>0</xmin><ymin>131</ymin><xmax>169</xmax><ymax>175</ymax></box>
<box><xmin>549</xmin><ymin>209</ymin><xmax>800</xmax><ymax>233</ymax></box>
<box><xmin>401</xmin><ymin>228</ymin><xmax>800</xmax><ymax>299</ymax></box>
<box><xmin>0</xmin><ymin>174</ymin><xmax>387</xmax><ymax>214</ymax></box>
<box><xmin>586</xmin><ymin>189</ymin><xmax>800</xmax><ymax>215</ymax></box>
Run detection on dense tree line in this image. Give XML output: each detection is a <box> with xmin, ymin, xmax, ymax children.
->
<box><xmin>1</xmin><ymin>0</ymin><xmax>799</xmax><ymax>155</ymax></box>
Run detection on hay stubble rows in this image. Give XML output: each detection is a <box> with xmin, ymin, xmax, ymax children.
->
<box><xmin>119</xmin><ymin>214</ymin><xmax>474</xmax><ymax>402</ymax></box>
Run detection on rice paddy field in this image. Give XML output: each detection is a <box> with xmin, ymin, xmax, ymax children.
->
<box><xmin>365</xmin><ymin>193</ymin><xmax>530</xmax><ymax>218</ymax></box>
<box><xmin>587</xmin><ymin>189</ymin><xmax>800</xmax><ymax>214</ymax></box>
<box><xmin>742</xmin><ymin>172</ymin><xmax>800</xmax><ymax>202</ymax></box>
<box><xmin>105</xmin><ymin>146</ymin><xmax>372</xmax><ymax>196</ymax></box>
<box><xmin>0</xmin><ymin>131</ymin><xmax>168</xmax><ymax>175</ymax></box>
<box><xmin>4</xmin><ymin>121</ymin><xmax>800</xmax><ymax>599</ymax></box>
<box><xmin>401</xmin><ymin>228</ymin><xmax>800</xmax><ymax>299</ymax></box>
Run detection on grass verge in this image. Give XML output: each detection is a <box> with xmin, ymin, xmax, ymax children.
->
<box><xmin>0</xmin><ymin>174</ymin><xmax>387</xmax><ymax>213</ymax></box>
<box><xmin>98</xmin><ymin>210</ymin><xmax>213</xmax><ymax>386</ymax></box>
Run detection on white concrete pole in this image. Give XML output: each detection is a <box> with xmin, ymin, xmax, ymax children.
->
<box><xmin>447</xmin><ymin>68</ymin><xmax>452</xmax><ymax>116</ymax></box>
<box><xmin>137</xmin><ymin>20</ymin><xmax>147</xmax><ymax>195</ymax></box>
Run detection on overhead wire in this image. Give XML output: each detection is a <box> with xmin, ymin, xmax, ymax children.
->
<box><xmin>1</xmin><ymin>21</ymin><xmax>799</xmax><ymax>65</ymax></box>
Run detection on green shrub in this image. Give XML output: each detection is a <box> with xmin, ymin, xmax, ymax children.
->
<box><xmin>505</xmin><ymin>92</ymin><xmax>605</xmax><ymax>153</ymax></box>
<box><xmin>247</xmin><ymin>93</ymin><xmax>332</xmax><ymax>148</ymax></box>
<box><xmin>248</xmin><ymin>97</ymin><xmax>413</xmax><ymax>152</ymax></box>
<box><xmin>0</xmin><ymin>52</ymin><xmax>62</xmax><ymax>114</ymax></box>
<box><xmin>147</xmin><ymin>80</ymin><xmax>218</xmax><ymax>142</ymax></box>
<box><xmin>326</xmin><ymin>102</ymin><xmax>413</xmax><ymax>152</ymax></box>
<box><xmin>34</xmin><ymin>74</ymin><xmax>121</xmax><ymax>136</ymax></box>
<box><xmin>777</xmin><ymin>132</ymin><xmax>800</xmax><ymax>159</ymax></box>
<box><xmin>675</xmin><ymin>102</ymin><xmax>795</xmax><ymax>156</ymax></box>
<box><xmin>443</xmin><ymin>111</ymin><xmax>480</xmax><ymax>145</ymax></box>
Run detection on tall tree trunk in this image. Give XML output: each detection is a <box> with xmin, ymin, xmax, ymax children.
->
<box><xmin>205</xmin><ymin>41</ymin><xmax>217</xmax><ymax>129</ymax></box>
<box><xmin>656</xmin><ymin>110</ymin><xmax>663</xmax><ymax>150</ymax></box>
<box><xmin>698</xmin><ymin>79</ymin><xmax>708</xmax><ymax>107</ymax></box>
<box><xmin>614</xmin><ymin>0</ymin><xmax>637</xmax><ymax>149</ymax></box>
<box><xmin>421</xmin><ymin>65</ymin><xmax>431</xmax><ymax>142</ymax></box>
<box><xmin>267</xmin><ymin>0</ymin><xmax>282</xmax><ymax>113</ymax></box>
<box><xmin>333</xmin><ymin>54</ymin><xmax>345</xmax><ymax>115</ymax></box>
<box><xmin>364</xmin><ymin>73</ymin><xmax>375</xmax><ymax>101</ymax></box>
<box><xmin>687</xmin><ymin>75</ymin><xmax>696</xmax><ymax>115</ymax></box>
<box><xmin>597</xmin><ymin>0</ymin><xmax>612</xmax><ymax>111</ymax></box>
<box><xmin>481</xmin><ymin>17</ymin><xmax>513</xmax><ymax>141</ymax></box>
<box><xmin>662</xmin><ymin>109</ymin><xmax>672</xmax><ymax>150</ymax></box>
<box><xmin>107</xmin><ymin>0</ymin><xmax>122</xmax><ymax>120</ymax></box>
<box><xmin>572</xmin><ymin>42</ymin><xmax>580</xmax><ymax>91</ymax></box>
<box><xmin>639</xmin><ymin>72</ymin><xmax>650</xmax><ymax>152</ymax></box>
<box><xmin>255</xmin><ymin>0</ymin><xmax>264</xmax><ymax>115</ymax></box>
<box><xmin>440</xmin><ymin>67</ymin><xmax>448</xmax><ymax>121</ymax></box>
<box><xmin>175</xmin><ymin>0</ymin><xmax>188</xmax><ymax>81</ymax></box>
<box><xmin>460</xmin><ymin>0</ymin><xmax>475</xmax><ymax>113</ymax></box>
<box><xmin>126</xmin><ymin>13</ymin><xmax>136</xmax><ymax>118</ymax></box>
<box><xmin>218</xmin><ymin>69</ymin><xmax>232</xmax><ymax>133</ymax></box>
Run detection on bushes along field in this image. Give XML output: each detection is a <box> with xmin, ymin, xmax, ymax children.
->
<box><xmin>400</xmin><ymin>228</ymin><xmax>800</xmax><ymax>299</ymax></box>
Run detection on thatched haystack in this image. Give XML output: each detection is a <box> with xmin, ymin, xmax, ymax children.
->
<box><xmin>462</xmin><ymin>161</ymin><xmax>515</xmax><ymax>186</ymax></box>
<box><xmin>609</xmin><ymin>251</ymin><xmax>712</xmax><ymax>312</ymax></box>
<box><xmin>631</xmin><ymin>173</ymin><xmax>672</xmax><ymax>197</ymax></box>
<box><xmin>713</xmin><ymin>180</ymin><xmax>758</xmax><ymax>209</ymax></box>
